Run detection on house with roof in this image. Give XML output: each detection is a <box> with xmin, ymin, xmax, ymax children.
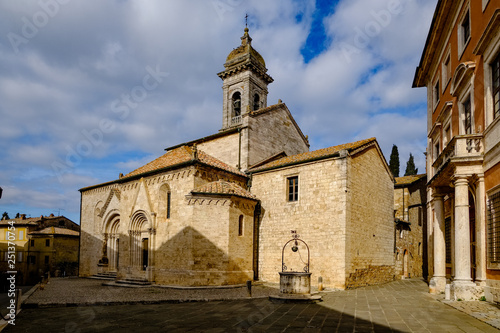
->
<box><xmin>393</xmin><ymin>174</ymin><xmax>427</xmax><ymax>281</ymax></box>
<box><xmin>0</xmin><ymin>214</ymin><xmax>79</xmax><ymax>285</ymax></box>
<box><xmin>79</xmin><ymin>28</ymin><xmax>395</xmax><ymax>288</ymax></box>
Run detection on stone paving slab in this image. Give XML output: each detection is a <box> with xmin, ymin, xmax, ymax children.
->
<box><xmin>22</xmin><ymin>278</ymin><xmax>276</xmax><ymax>307</ymax></box>
<box><xmin>443</xmin><ymin>299</ymin><xmax>500</xmax><ymax>330</ymax></box>
<box><xmin>1</xmin><ymin>278</ymin><xmax>500</xmax><ymax>332</ymax></box>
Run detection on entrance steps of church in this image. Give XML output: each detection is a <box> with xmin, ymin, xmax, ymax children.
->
<box><xmin>88</xmin><ymin>272</ymin><xmax>117</xmax><ymax>280</ymax></box>
<box><xmin>115</xmin><ymin>277</ymin><xmax>151</xmax><ymax>286</ymax></box>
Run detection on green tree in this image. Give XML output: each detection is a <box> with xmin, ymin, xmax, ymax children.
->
<box><xmin>404</xmin><ymin>153</ymin><xmax>418</xmax><ymax>176</ymax></box>
<box><xmin>389</xmin><ymin>145</ymin><xmax>400</xmax><ymax>178</ymax></box>
<box><xmin>1</xmin><ymin>212</ymin><xmax>9</xmax><ymax>220</ymax></box>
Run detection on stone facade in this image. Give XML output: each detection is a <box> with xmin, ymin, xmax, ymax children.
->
<box><xmin>393</xmin><ymin>175</ymin><xmax>427</xmax><ymax>280</ymax></box>
<box><xmin>79</xmin><ymin>28</ymin><xmax>396</xmax><ymax>290</ymax></box>
<box><xmin>80</xmin><ymin>149</ymin><xmax>256</xmax><ymax>286</ymax></box>
<box><xmin>0</xmin><ymin>214</ymin><xmax>79</xmax><ymax>285</ymax></box>
<box><xmin>251</xmin><ymin>141</ymin><xmax>395</xmax><ymax>289</ymax></box>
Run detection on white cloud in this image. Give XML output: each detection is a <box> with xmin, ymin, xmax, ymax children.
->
<box><xmin>0</xmin><ymin>0</ymin><xmax>436</xmax><ymax>222</ymax></box>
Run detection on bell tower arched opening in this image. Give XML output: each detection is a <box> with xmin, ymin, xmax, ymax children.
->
<box><xmin>232</xmin><ymin>92</ymin><xmax>241</xmax><ymax>118</ymax></box>
<box><xmin>253</xmin><ymin>93</ymin><xmax>260</xmax><ymax>111</ymax></box>
<box><xmin>218</xmin><ymin>27</ymin><xmax>273</xmax><ymax>130</ymax></box>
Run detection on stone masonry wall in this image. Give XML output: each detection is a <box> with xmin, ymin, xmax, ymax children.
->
<box><xmin>252</xmin><ymin>157</ymin><xmax>348</xmax><ymax>289</ymax></box>
<box><xmin>80</xmin><ymin>164</ymin><xmax>253</xmax><ymax>285</ymax></box>
<box><xmin>247</xmin><ymin>106</ymin><xmax>309</xmax><ymax>168</ymax></box>
<box><xmin>197</xmin><ymin>132</ymin><xmax>240</xmax><ymax>171</ymax></box>
<box><xmin>394</xmin><ymin>178</ymin><xmax>427</xmax><ymax>279</ymax></box>
<box><xmin>346</xmin><ymin>147</ymin><xmax>395</xmax><ymax>287</ymax></box>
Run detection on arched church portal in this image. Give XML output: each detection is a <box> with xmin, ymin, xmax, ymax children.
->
<box><xmin>103</xmin><ymin>213</ymin><xmax>120</xmax><ymax>271</ymax></box>
<box><xmin>129</xmin><ymin>212</ymin><xmax>150</xmax><ymax>270</ymax></box>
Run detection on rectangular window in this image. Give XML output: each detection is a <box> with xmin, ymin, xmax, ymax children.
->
<box><xmin>488</xmin><ymin>192</ymin><xmax>500</xmax><ymax>265</ymax></box>
<box><xmin>492</xmin><ymin>53</ymin><xmax>500</xmax><ymax>119</ymax></box>
<box><xmin>167</xmin><ymin>192</ymin><xmax>171</xmax><ymax>219</ymax></box>
<box><xmin>433</xmin><ymin>79</ymin><xmax>440</xmax><ymax>107</ymax></box>
<box><xmin>418</xmin><ymin>207</ymin><xmax>423</xmax><ymax>227</ymax></box>
<box><xmin>44</xmin><ymin>256</ymin><xmax>49</xmax><ymax>264</ymax></box>
<box><xmin>444</xmin><ymin>124</ymin><xmax>451</xmax><ymax>147</ymax></box>
<box><xmin>463</xmin><ymin>97</ymin><xmax>472</xmax><ymax>134</ymax></box>
<box><xmin>287</xmin><ymin>176</ymin><xmax>298</xmax><ymax>202</ymax></box>
<box><xmin>238</xmin><ymin>215</ymin><xmax>243</xmax><ymax>236</ymax></box>
<box><xmin>18</xmin><ymin>230</ymin><xmax>24</xmax><ymax>240</ymax></box>
<box><xmin>434</xmin><ymin>141</ymin><xmax>440</xmax><ymax>161</ymax></box>
<box><xmin>462</xmin><ymin>11</ymin><xmax>470</xmax><ymax>44</ymax></box>
<box><xmin>442</xmin><ymin>53</ymin><xmax>451</xmax><ymax>87</ymax></box>
<box><xmin>17</xmin><ymin>252</ymin><xmax>22</xmax><ymax>263</ymax></box>
<box><xmin>29</xmin><ymin>256</ymin><xmax>36</xmax><ymax>265</ymax></box>
<box><xmin>45</xmin><ymin>239</ymin><xmax>50</xmax><ymax>247</ymax></box>
<box><xmin>30</xmin><ymin>239</ymin><xmax>35</xmax><ymax>247</ymax></box>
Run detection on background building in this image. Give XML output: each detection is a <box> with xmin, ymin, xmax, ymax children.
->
<box><xmin>413</xmin><ymin>0</ymin><xmax>500</xmax><ymax>301</ymax></box>
<box><xmin>0</xmin><ymin>214</ymin><xmax>80</xmax><ymax>286</ymax></box>
<box><xmin>394</xmin><ymin>174</ymin><xmax>428</xmax><ymax>280</ymax></box>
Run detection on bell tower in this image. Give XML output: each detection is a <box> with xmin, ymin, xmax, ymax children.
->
<box><xmin>217</xmin><ymin>27</ymin><xmax>273</xmax><ymax>131</ymax></box>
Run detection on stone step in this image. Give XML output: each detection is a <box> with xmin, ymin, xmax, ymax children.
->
<box><xmin>115</xmin><ymin>278</ymin><xmax>151</xmax><ymax>286</ymax></box>
<box><xmin>88</xmin><ymin>272</ymin><xmax>118</xmax><ymax>280</ymax></box>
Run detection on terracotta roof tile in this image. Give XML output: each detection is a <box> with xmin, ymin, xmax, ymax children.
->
<box><xmin>250</xmin><ymin>138</ymin><xmax>377</xmax><ymax>172</ymax></box>
<box><xmin>124</xmin><ymin>146</ymin><xmax>246</xmax><ymax>179</ymax></box>
<box><xmin>394</xmin><ymin>174</ymin><xmax>426</xmax><ymax>186</ymax></box>
<box><xmin>29</xmin><ymin>227</ymin><xmax>79</xmax><ymax>236</ymax></box>
<box><xmin>191</xmin><ymin>180</ymin><xmax>257</xmax><ymax>200</ymax></box>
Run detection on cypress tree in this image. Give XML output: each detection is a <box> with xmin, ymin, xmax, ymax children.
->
<box><xmin>389</xmin><ymin>145</ymin><xmax>400</xmax><ymax>178</ymax></box>
<box><xmin>404</xmin><ymin>153</ymin><xmax>418</xmax><ymax>176</ymax></box>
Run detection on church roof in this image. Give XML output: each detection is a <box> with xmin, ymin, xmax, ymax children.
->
<box><xmin>80</xmin><ymin>146</ymin><xmax>246</xmax><ymax>192</ymax></box>
<box><xmin>165</xmin><ymin>127</ymin><xmax>239</xmax><ymax>152</ymax></box>
<box><xmin>191</xmin><ymin>180</ymin><xmax>257</xmax><ymax>200</ymax></box>
<box><xmin>125</xmin><ymin>145</ymin><xmax>246</xmax><ymax>178</ymax></box>
<box><xmin>394</xmin><ymin>174</ymin><xmax>426</xmax><ymax>187</ymax></box>
<box><xmin>249</xmin><ymin>138</ymin><xmax>378</xmax><ymax>173</ymax></box>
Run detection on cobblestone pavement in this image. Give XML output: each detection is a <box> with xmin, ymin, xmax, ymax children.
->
<box><xmin>1</xmin><ymin>278</ymin><xmax>500</xmax><ymax>332</ymax></box>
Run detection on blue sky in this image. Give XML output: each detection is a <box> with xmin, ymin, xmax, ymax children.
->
<box><xmin>0</xmin><ymin>0</ymin><xmax>437</xmax><ymax>223</ymax></box>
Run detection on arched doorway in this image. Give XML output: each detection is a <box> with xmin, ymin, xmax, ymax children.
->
<box><xmin>129</xmin><ymin>212</ymin><xmax>150</xmax><ymax>272</ymax></box>
<box><xmin>103</xmin><ymin>213</ymin><xmax>120</xmax><ymax>272</ymax></box>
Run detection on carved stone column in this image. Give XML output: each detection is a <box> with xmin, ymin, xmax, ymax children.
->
<box><xmin>430</xmin><ymin>192</ymin><xmax>446</xmax><ymax>293</ymax></box>
<box><xmin>454</xmin><ymin>176</ymin><xmax>472</xmax><ymax>283</ymax></box>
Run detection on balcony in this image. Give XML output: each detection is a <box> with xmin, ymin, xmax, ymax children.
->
<box><xmin>231</xmin><ymin>115</ymin><xmax>242</xmax><ymax>126</ymax></box>
<box><xmin>432</xmin><ymin>134</ymin><xmax>483</xmax><ymax>177</ymax></box>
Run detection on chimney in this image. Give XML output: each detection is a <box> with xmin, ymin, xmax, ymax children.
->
<box><xmin>20</xmin><ymin>214</ymin><xmax>26</xmax><ymax>220</ymax></box>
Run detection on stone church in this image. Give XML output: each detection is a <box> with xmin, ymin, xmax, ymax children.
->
<box><xmin>79</xmin><ymin>28</ymin><xmax>395</xmax><ymax>289</ymax></box>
